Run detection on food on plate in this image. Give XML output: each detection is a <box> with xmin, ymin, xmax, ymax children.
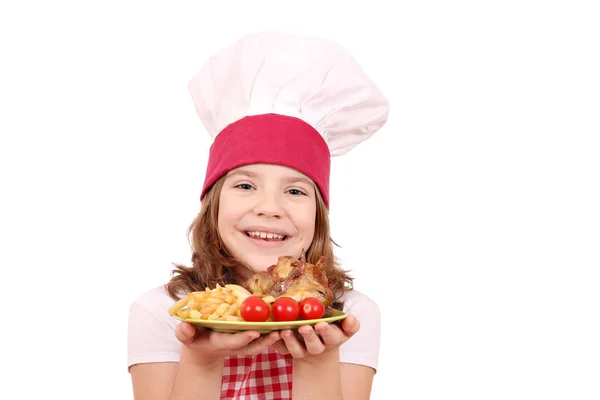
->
<box><xmin>299</xmin><ymin>297</ymin><xmax>326</xmax><ymax>320</ymax></box>
<box><xmin>168</xmin><ymin>283</ymin><xmax>258</xmax><ymax>321</ymax></box>
<box><xmin>239</xmin><ymin>296</ymin><xmax>271</xmax><ymax>322</ymax></box>
<box><xmin>272</xmin><ymin>297</ymin><xmax>301</xmax><ymax>322</ymax></box>
<box><xmin>245</xmin><ymin>254</ymin><xmax>334</xmax><ymax>307</ymax></box>
<box><xmin>168</xmin><ymin>254</ymin><xmax>336</xmax><ymax>324</ymax></box>
<box><xmin>244</xmin><ymin>271</ymin><xmax>275</xmax><ymax>297</ymax></box>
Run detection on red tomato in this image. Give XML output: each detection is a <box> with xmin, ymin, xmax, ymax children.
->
<box><xmin>272</xmin><ymin>297</ymin><xmax>300</xmax><ymax>322</ymax></box>
<box><xmin>240</xmin><ymin>296</ymin><xmax>270</xmax><ymax>322</ymax></box>
<box><xmin>299</xmin><ymin>298</ymin><xmax>325</xmax><ymax>320</ymax></box>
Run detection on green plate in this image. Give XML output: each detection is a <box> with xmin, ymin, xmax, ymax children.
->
<box><xmin>174</xmin><ymin>310</ymin><xmax>347</xmax><ymax>333</ymax></box>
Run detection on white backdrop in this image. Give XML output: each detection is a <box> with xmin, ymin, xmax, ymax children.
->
<box><xmin>1</xmin><ymin>1</ymin><xmax>599</xmax><ymax>399</ymax></box>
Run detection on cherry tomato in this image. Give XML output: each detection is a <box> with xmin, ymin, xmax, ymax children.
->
<box><xmin>299</xmin><ymin>297</ymin><xmax>325</xmax><ymax>320</ymax></box>
<box><xmin>240</xmin><ymin>296</ymin><xmax>270</xmax><ymax>322</ymax></box>
<box><xmin>272</xmin><ymin>297</ymin><xmax>300</xmax><ymax>322</ymax></box>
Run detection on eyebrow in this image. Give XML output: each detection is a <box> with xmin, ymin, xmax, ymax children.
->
<box><xmin>284</xmin><ymin>176</ymin><xmax>315</xmax><ymax>187</ymax></box>
<box><xmin>227</xmin><ymin>170</ymin><xmax>258</xmax><ymax>179</ymax></box>
<box><xmin>227</xmin><ymin>169</ymin><xmax>314</xmax><ymax>187</ymax></box>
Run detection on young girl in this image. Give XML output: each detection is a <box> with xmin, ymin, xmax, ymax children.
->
<box><xmin>127</xmin><ymin>31</ymin><xmax>389</xmax><ymax>400</ymax></box>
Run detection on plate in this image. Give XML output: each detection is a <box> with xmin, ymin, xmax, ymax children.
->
<box><xmin>174</xmin><ymin>310</ymin><xmax>347</xmax><ymax>333</ymax></box>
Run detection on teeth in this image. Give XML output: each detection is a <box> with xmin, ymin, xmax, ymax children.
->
<box><xmin>247</xmin><ymin>231</ymin><xmax>284</xmax><ymax>240</ymax></box>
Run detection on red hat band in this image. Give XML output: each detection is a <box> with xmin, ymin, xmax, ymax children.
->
<box><xmin>201</xmin><ymin>114</ymin><xmax>331</xmax><ymax>207</ymax></box>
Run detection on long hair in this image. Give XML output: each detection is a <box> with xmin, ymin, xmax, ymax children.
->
<box><xmin>165</xmin><ymin>175</ymin><xmax>354</xmax><ymax>309</ymax></box>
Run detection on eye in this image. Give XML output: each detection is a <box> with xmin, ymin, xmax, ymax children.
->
<box><xmin>235</xmin><ymin>183</ymin><xmax>254</xmax><ymax>191</ymax></box>
<box><xmin>286</xmin><ymin>188</ymin><xmax>306</xmax><ymax>196</ymax></box>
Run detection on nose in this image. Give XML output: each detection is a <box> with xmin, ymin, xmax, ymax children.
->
<box><xmin>253</xmin><ymin>190</ymin><xmax>284</xmax><ymax>219</ymax></box>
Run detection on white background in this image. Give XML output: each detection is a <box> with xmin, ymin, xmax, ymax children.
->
<box><xmin>1</xmin><ymin>1</ymin><xmax>599</xmax><ymax>399</ymax></box>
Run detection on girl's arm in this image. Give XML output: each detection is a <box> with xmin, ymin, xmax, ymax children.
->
<box><xmin>129</xmin><ymin>323</ymin><xmax>281</xmax><ymax>400</ymax></box>
<box><xmin>339</xmin><ymin>363</ymin><xmax>376</xmax><ymax>400</ymax></box>
<box><xmin>278</xmin><ymin>315</ymin><xmax>373</xmax><ymax>400</ymax></box>
<box><xmin>292</xmin><ymin>349</ymin><xmax>343</xmax><ymax>399</ymax></box>
<box><xmin>168</xmin><ymin>354</ymin><xmax>223</xmax><ymax>400</ymax></box>
<box><xmin>292</xmin><ymin>353</ymin><xmax>375</xmax><ymax>400</ymax></box>
<box><xmin>130</xmin><ymin>359</ymin><xmax>222</xmax><ymax>400</ymax></box>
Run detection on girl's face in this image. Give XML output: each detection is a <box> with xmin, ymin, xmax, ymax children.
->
<box><xmin>218</xmin><ymin>163</ymin><xmax>317</xmax><ymax>278</ymax></box>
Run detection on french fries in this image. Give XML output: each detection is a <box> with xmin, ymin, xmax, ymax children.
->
<box><xmin>168</xmin><ymin>283</ymin><xmax>276</xmax><ymax>322</ymax></box>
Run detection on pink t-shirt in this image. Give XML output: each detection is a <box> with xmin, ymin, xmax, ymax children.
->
<box><xmin>127</xmin><ymin>285</ymin><xmax>380</xmax><ymax>399</ymax></box>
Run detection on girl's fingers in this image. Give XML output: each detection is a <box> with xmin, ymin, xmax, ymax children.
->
<box><xmin>175</xmin><ymin>322</ymin><xmax>203</xmax><ymax>345</ymax></box>
<box><xmin>298</xmin><ymin>325</ymin><xmax>325</xmax><ymax>355</ymax></box>
<box><xmin>270</xmin><ymin>339</ymin><xmax>290</xmax><ymax>355</ymax></box>
<box><xmin>314</xmin><ymin>315</ymin><xmax>360</xmax><ymax>346</ymax></box>
<box><xmin>244</xmin><ymin>331</ymin><xmax>281</xmax><ymax>354</ymax></box>
<box><xmin>281</xmin><ymin>329</ymin><xmax>307</xmax><ymax>358</ymax></box>
<box><xmin>175</xmin><ymin>320</ymin><xmax>357</xmax><ymax>358</ymax></box>
<box><xmin>230</xmin><ymin>330</ymin><xmax>262</xmax><ymax>350</ymax></box>
<box><xmin>314</xmin><ymin>322</ymin><xmax>342</xmax><ymax>345</ymax></box>
<box><xmin>209</xmin><ymin>330</ymin><xmax>260</xmax><ymax>350</ymax></box>
<box><xmin>341</xmin><ymin>315</ymin><xmax>360</xmax><ymax>337</ymax></box>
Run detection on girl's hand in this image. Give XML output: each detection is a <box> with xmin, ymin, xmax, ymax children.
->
<box><xmin>175</xmin><ymin>322</ymin><xmax>281</xmax><ymax>367</ymax></box>
<box><xmin>271</xmin><ymin>315</ymin><xmax>360</xmax><ymax>361</ymax></box>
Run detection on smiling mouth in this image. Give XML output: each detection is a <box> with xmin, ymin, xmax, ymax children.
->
<box><xmin>245</xmin><ymin>231</ymin><xmax>287</xmax><ymax>241</ymax></box>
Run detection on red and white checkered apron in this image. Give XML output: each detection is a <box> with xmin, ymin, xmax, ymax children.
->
<box><xmin>221</xmin><ymin>348</ymin><xmax>293</xmax><ymax>400</ymax></box>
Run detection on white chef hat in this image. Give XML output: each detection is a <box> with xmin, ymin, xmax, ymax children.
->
<box><xmin>189</xmin><ymin>31</ymin><xmax>389</xmax><ymax>207</ymax></box>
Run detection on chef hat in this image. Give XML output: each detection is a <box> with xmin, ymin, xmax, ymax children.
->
<box><xmin>189</xmin><ymin>31</ymin><xmax>389</xmax><ymax>207</ymax></box>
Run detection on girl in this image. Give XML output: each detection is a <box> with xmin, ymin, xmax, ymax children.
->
<box><xmin>127</xmin><ymin>31</ymin><xmax>389</xmax><ymax>400</ymax></box>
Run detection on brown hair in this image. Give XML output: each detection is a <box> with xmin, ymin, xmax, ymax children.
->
<box><xmin>165</xmin><ymin>175</ymin><xmax>354</xmax><ymax>309</ymax></box>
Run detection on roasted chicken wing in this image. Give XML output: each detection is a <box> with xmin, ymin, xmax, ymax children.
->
<box><xmin>244</xmin><ymin>271</ymin><xmax>275</xmax><ymax>297</ymax></box>
<box><xmin>243</xmin><ymin>254</ymin><xmax>334</xmax><ymax>307</ymax></box>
